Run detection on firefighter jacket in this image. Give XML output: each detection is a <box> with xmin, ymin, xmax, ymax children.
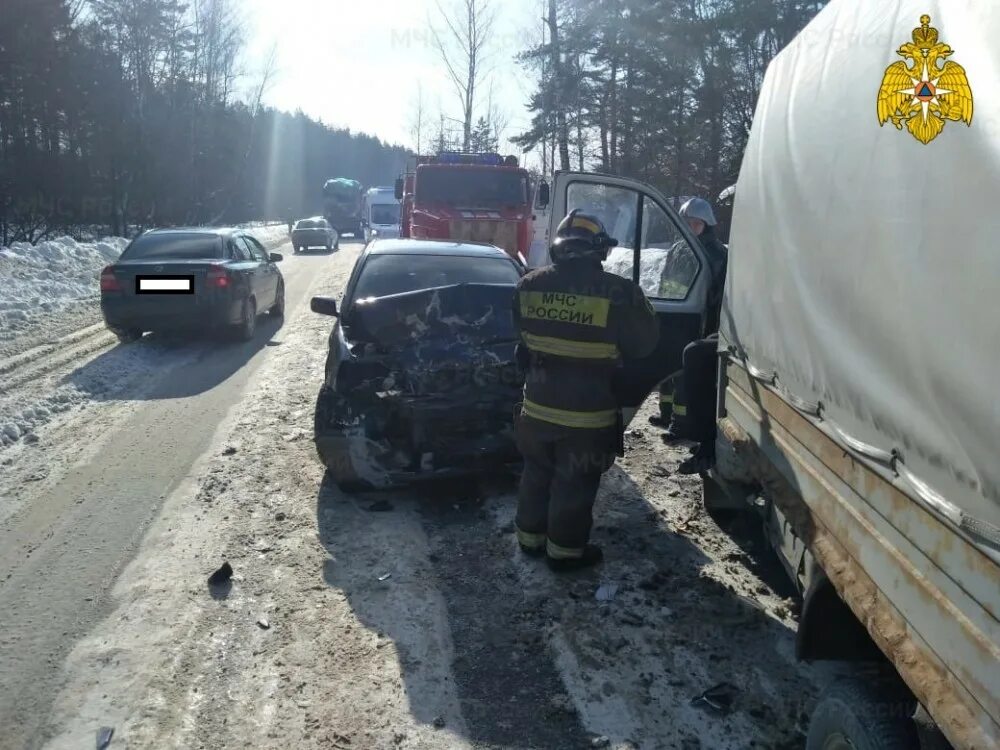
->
<box><xmin>701</xmin><ymin>227</ymin><xmax>728</xmax><ymax>335</ymax></box>
<box><xmin>512</xmin><ymin>258</ymin><xmax>660</xmax><ymax>430</ymax></box>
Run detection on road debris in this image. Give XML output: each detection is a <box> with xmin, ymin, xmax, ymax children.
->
<box><xmin>207</xmin><ymin>562</ymin><xmax>233</xmax><ymax>586</ymax></box>
<box><xmin>96</xmin><ymin>725</ymin><xmax>114</xmax><ymax>749</ymax></box>
<box><xmin>595</xmin><ymin>582</ymin><xmax>619</xmax><ymax>602</ymax></box>
<box><xmin>433</xmin><ymin>716</ymin><xmax>446</xmax><ymax>729</ymax></box>
<box><xmin>377</xmin><ymin>572</ymin><xmax>392</xmax><ymax>582</ymax></box>
<box><xmin>619</xmin><ymin>611</ymin><xmax>644</xmax><ymax>627</ymax></box>
<box><xmin>690</xmin><ymin>682</ymin><xmax>739</xmax><ymax>714</ymax></box>
<box><xmin>221</xmin><ymin>446</ymin><xmax>237</xmax><ymax>456</ymax></box>
<box><xmin>257</xmin><ymin>618</ymin><xmax>270</xmax><ymax>630</ymax></box>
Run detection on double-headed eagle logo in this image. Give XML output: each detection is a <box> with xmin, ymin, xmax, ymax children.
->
<box><xmin>877</xmin><ymin>15</ymin><xmax>973</xmax><ymax>144</ymax></box>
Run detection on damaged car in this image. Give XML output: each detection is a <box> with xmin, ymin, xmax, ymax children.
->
<box><xmin>311</xmin><ymin>239</ymin><xmax>525</xmax><ymax>490</ymax></box>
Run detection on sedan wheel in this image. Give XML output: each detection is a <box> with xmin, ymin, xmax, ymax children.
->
<box><xmin>269</xmin><ymin>281</ymin><xmax>285</xmax><ymax>317</ymax></box>
<box><xmin>112</xmin><ymin>327</ymin><xmax>143</xmax><ymax>343</ymax></box>
<box><xmin>234</xmin><ymin>297</ymin><xmax>257</xmax><ymax>341</ymax></box>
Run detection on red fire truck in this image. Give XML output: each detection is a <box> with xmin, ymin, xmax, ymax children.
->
<box><xmin>394</xmin><ymin>152</ymin><xmax>543</xmax><ymax>263</ymax></box>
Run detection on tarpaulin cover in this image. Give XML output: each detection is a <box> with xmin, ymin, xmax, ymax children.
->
<box><xmin>323</xmin><ymin>178</ymin><xmax>362</xmax><ymax>198</ymax></box>
<box><xmin>722</xmin><ymin>0</ymin><xmax>999</xmax><ymax>529</ymax></box>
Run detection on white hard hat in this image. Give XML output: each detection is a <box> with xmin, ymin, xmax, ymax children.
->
<box><xmin>679</xmin><ymin>197</ymin><xmax>717</xmax><ymax>227</ymax></box>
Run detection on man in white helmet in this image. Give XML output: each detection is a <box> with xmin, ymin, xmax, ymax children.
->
<box><xmin>651</xmin><ymin>197</ymin><xmax>729</xmax><ymax>474</ymax></box>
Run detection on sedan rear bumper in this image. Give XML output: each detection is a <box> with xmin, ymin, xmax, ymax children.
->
<box><xmin>101</xmin><ymin>294</ymin><xmax>241</xmax><ymax>332</ymax></box>
<box><xmin>292</xmin><ymin>230</ymin><xmax>335</xmax><ymax>246</ymax></box>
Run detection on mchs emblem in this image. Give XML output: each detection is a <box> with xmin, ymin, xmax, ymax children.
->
<box><xmin>877</xmin><ymin>15</ymin><xmax>973</xmax><ymax>144</ymax></box>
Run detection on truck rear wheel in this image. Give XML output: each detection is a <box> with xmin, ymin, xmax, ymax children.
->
<box><xmin>806</xmin><ymin>675</ymin><xmax>918</xmax><ymax>750</ymax></box>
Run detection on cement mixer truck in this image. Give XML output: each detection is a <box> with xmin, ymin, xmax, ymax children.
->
<box><xmin>322</xmin><ymin>178</ymin><xmax>364</xmax><ymax>239</ymax></box>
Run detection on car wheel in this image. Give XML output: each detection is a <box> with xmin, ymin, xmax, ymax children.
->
<box><xmin>806</xmin><ymin>676</ymin><xmax>918</xmax><ymax>750</ymax></box>
<box><xmin>269</xmin><ymin>281</ymin><xmax>285</xmax><ymax>317</ymax></box>
<box><xmin>233</xmin><ymin>297</ymin><xmax>257</xmax><ymax>341</ymax></box>
<box><xmin>112</xmin><ymin>327</ymin><xmax>143</xmax><ymax>343</ymax></box>
<box><xmin>314</xmin><ymin>386</ymin><xmax>371</xmax><ymax>491</ymax></box>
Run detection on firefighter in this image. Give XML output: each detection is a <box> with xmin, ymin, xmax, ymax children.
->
<box><xmin>658</xmin><ymin>197</ymin><xmax>729</xmax><ymax>474</ymax></box>
<box><xmin>513</xmin><ymin>210</ymin><xmax>660</xmax><ymax>571</ymax></box>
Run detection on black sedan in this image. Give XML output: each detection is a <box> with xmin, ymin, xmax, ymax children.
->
<box><xmin>311</xmin><ymin>239</ymin><xmax>525</xmax><ymax>491</ymax></box>
<box><xmin>100</xmin><ymin>227</ymin><xmax>285</xmax><ymax>342</ymax></box>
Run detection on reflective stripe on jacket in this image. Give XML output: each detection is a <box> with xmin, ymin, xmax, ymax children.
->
<box><xmin>512</xmin><ymin>258</ymin><xmax>659</xmax><ymax>430</ymax></box>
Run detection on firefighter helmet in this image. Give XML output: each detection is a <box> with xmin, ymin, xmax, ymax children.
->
<box><xmin>550</xmin><ymin>210</ymin><xmax>618</xmax><ymax>262</ymax></box>
<box><xmin>678</xmin><ymin>197</ymin><xmax>717</xmax><ymax>227</ymax></box>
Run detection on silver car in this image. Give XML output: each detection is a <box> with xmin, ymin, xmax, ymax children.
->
<box><xmin>291</xmin><ymin>217</ymin><xmax>338</xmax><ymax>253</ymax></box>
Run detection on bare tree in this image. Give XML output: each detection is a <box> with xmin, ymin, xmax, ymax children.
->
<box><xmin>430</xmin><ymin>0</ymin><xmax>497</xmax><ymax>151</ymax></box>
<box><xmin>485</xmin><ymin>82</ymin><xmax>510</xmax><ymax>152</ymax></box>
<box><xmin>193</xmin><ymin>0</ymin><xmax>244</xmax><ymax>104</ymax></box>
<box><xmin>213</xmin><ymin>42</ymin><xmax>277</xmax><ymax>223</ymax></box>
<box><xmin>409</xmin><ymin>84</ymin><xmax>428</xmax><ymax>153</ymax></box>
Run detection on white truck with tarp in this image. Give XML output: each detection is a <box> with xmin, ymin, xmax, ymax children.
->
<box><xmin>361</xmin><ymin>186</ymin><xmax>401</xmax><ymax>243</ymax></box>
<box><xmin>539</xmin><ymin>1</ymin><xmax>998</xmax><ymax>748</ymax></box>
<box><xmin>710</xmin><ymin>2</ymin><xmax>999</xmax><ymax>748</ymax></box>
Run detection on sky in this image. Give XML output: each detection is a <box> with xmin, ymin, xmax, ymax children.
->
<box><xmin>243</xmin><ymin>0</ymin><xmax>542</xmax><ymax>158</ymax></box>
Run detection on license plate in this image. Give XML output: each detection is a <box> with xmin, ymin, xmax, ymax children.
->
<box><xmin>136</xmin><ymin>275</ymin><xmax>194</xmax><ymax>294</ymax></box>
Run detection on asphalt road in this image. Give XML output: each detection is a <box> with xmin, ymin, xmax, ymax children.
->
<box><xmin>0</xmin><ymin>240</ymin><xmax>350</xmax><ymax>749</ymax></box>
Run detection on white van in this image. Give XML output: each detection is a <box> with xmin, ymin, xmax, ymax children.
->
<box><xmin>362</xmin><ymin>187</ymin><xmax>401</xmax><ymax>243</ymax></box>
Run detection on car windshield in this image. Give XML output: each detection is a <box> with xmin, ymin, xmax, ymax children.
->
<box><xmin>370</xmin><ymin>204</ymin><xmax>399</xmax><ymax>225</ymax></box>
<box><xmin>119</xmin><ymin>233</ymin><xmax>222</xmax><ymax>260</ymax></box>
<box><xmin>351</xmin><ymin>253</ymin><xmax>519</xmax><ymax>301</ymax></box>
<box><xmin>415</xmin><ymin>167</ymin><xmax>527</xmax><ymax>208</ymax></box>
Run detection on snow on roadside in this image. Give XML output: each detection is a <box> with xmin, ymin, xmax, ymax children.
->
<box><xmin>0</xmin><ymin>236</ymin><xmax>128</xmax><ymax>342</ymax></box>
<box><xmin>238</xmin><ymin>222</ymin><xmax>291</xmax><ymax>247</ymax></box>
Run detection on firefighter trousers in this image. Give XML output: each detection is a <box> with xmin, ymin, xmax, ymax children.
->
<box><xmin>514</xmin><ymin>415</ymin><xmax>616</xmax><ymax>559</ymax></box>
<box><xmin>657</xmin><ymin>373</ymin><xmax>680</xmax><ymax>422</ymax></box>
<box><xmin>671</xmin><ymin>336</ymin><xmax>718</xmax><ymax>444</ymax></box>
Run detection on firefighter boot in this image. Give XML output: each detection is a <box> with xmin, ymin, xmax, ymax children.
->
<box><xmin>649</xmin><ymin>380</ymin><xmax>675</xmax><ymax>427</ymax></box>
<box><xmin>546</xmin><ymin>544</ymin><xmax>604</xmax><ymax>572</ymax></box>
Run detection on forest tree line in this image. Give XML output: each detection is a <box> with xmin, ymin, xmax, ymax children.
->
<box><xmin>514</xmin><ymin>0</ymin><xmax>829</xmax><ymax>222</ymax></box>
<box><xmin>3</xmin><ymin>0</ymin><xmax>832</xmax><ymax>245</ymax></box>
<box><xmin>0</xmin><ymin>0</ymin><xmax>409</xmax><ymax>244</ymax></box>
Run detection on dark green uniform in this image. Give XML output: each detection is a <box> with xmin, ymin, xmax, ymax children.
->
<box><xmin>513</xmin><ymin>257</ymin><xmax>659</xmax><ymax>559</ymax></box>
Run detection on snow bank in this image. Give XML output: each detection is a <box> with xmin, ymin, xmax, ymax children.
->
<box><xmin>240</xmin><ymin>222</ymin><xmax>291</xmax><ymax>247</ymax></box>
<box><xmin>0</xmin><ymin>236</ymin><xmax>129</xmax><ymax>338</ymax></box>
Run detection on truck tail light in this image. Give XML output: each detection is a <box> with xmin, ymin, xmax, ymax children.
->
<box><xmin>207</xmin><ymin>265</ymin><xmax>230</xmax><ymax>288</ymax></box>
<box><xmin>100</xmin><ymin>266</ymin><xmax>122</xmax><ymax>292</ymax></box>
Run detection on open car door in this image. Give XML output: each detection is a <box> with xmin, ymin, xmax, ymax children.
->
<box><xmin>548</xmin><ymin>172</ymin><xmax>711</xmax><ymax>425</ymax></box>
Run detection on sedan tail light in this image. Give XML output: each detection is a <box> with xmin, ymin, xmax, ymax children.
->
<box><xmin>206</xmin><ymin>265</ymin><xmax>230</xmax><ymax>288</ymax></box>
<box><xmin>100</xmin><ymin>266</ymin><xmax>122</xmax><ymax>292</ymax></box>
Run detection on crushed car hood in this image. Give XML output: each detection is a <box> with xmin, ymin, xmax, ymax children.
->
<box><xmin>347</xmin><ymin>282</ymin><xmax>516</xmax><ymax>348</ymax></box>
<box><xmin>317</xmin><ymin>283</ymin><xmax>523</xmax><ymax>486</ymax></box>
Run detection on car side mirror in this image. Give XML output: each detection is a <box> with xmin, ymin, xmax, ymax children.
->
<box><xmin>537</xmin><ymin>181</ymin><xmax>550</xmax><ymax>209</ymax></box>
<box><xmin>394</xmin><ymin>178</ymin><xmax>404</xmax><ymax>201</ymax></box>
<box><xmin>311</xmin><ymin>296</ymin><xmax>339</xmax><ymax>317</ymax></box>
<box><xmin>269</xmin><ymin>252</ymin><xmax>283</xmax><ymax>262</ymax></box>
